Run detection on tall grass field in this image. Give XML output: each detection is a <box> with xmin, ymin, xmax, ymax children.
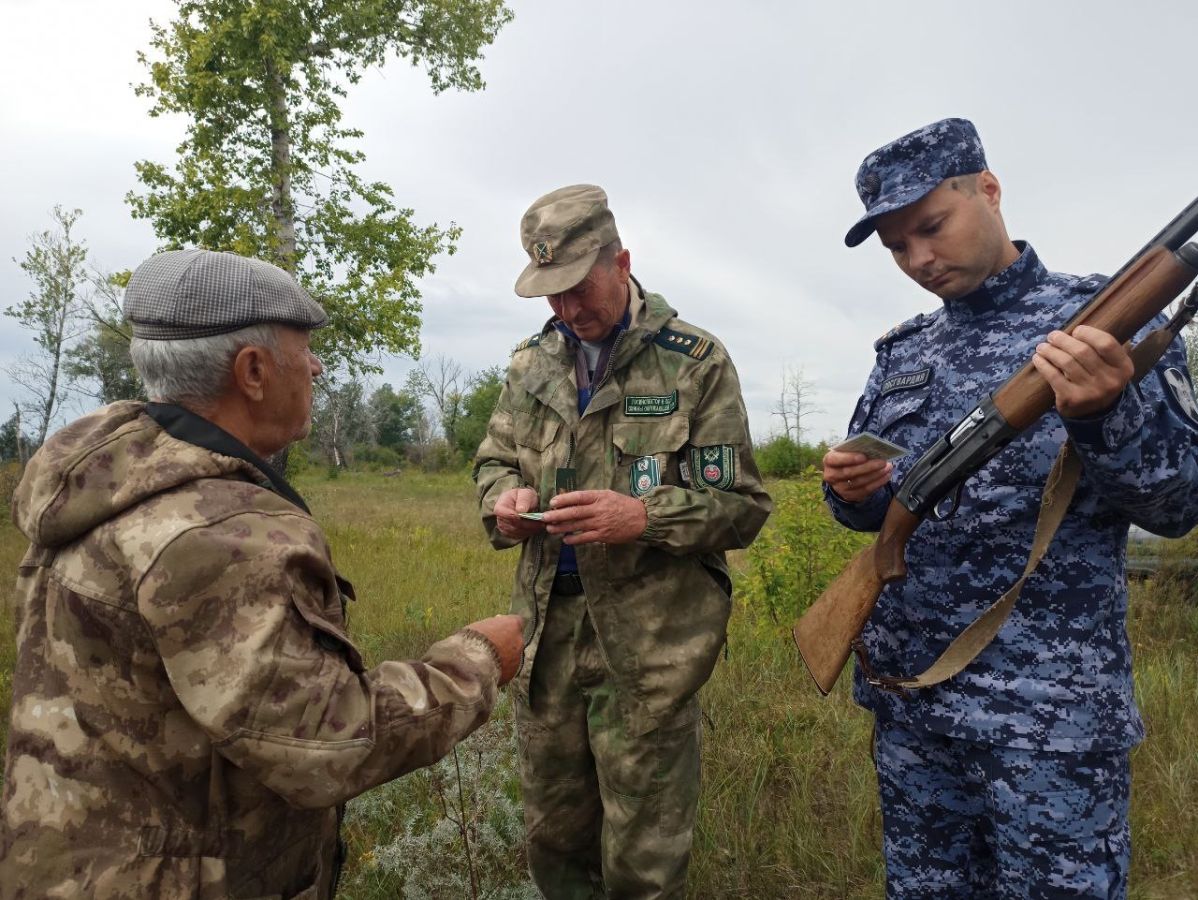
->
<box><xmin>0</xmin><ymin>471</ymin><xmax>1194</xmax><ymax>898</ymax></box>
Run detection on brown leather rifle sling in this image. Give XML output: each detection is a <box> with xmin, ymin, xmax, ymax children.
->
<box><xmin>866</xmin><ymin>290</ymin><xmax>1198</xmax><ymax>693</ymax></box>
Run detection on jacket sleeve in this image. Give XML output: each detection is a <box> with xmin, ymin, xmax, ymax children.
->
<box><xmin>823</xmin><ymin>356</ymin><xmax>892</xmax><ymax>533</ymax></box>
<box><xmin>473</xmin><ymin>374</ymin><xmax>527</xmax><ymax>550</ymax></box>
<box><xmin>1063</xmin><ymin>333</ymin><xmax>1198</xmax><ymax>536</ymax></box>
<box><xmin>639</xmin><ymin>351</ymin><xmax>772</xmax><ymax>554</ymax></box>
<box><xmin>138</xmin><ymin>511</ymin><xmax>502</xmax><ymax>810</ymax></box>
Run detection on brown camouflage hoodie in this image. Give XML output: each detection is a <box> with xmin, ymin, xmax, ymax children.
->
<box><xmin>0</xmin><ymin>402</ymin><xmax>501</xmax><ymax>899</ymax></box>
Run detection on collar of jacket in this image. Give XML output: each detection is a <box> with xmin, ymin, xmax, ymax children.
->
<box><xmin>517</xmin><ymin>277</ymin><xmax>679</xmax><ymax>423</ymax></box>
<box><xmin>942</xmin><ymin>241</ymin><xmax>1047</xmax><ymax>321</ymax></box>
<box><xmin>144</xmin><ymin>402</ymin><xmax>311</xmax><ymax>515</ymax></box>
<box><xmin>538</xmin><ymin>276</ymin><xmax>678</xmax><ymax>369</ymax></box>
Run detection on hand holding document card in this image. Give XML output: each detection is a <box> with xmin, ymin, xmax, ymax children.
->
<box><xmin>518</xmin><ymin>467</ymin><xmax>577</xmax><ymax>520</ymax></box>
<box><xmin>832</xmin><ymin>432</ymin><xmax>910</xmax><ymax>461</ymax></box>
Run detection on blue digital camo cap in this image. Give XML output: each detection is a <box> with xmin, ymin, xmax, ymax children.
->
<box><xmin>844</xmin><ymin>117</ymin><xmax>988</xmax><ymax>248</ymax></box>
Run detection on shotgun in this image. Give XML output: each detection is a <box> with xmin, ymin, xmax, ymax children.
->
<box><xmin>793</xmin><ymin>197</ymin><xmax>1198</xmax><ymax>695</ymax></box>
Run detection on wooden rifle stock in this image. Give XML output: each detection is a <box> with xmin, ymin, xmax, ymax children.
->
<box><xmin>793</xmin><ymin>207</ymin><xmax>1198</xmax><ymax>696</ymax></box>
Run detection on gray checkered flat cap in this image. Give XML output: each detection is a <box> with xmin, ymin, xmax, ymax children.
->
<box><xmin>124</xmin><ymin>248</ymin><xmax>329</xmax><ymax>340</ymax></box>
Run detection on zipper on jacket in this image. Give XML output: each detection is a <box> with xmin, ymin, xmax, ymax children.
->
<box><xmin>521</xmin><ymin>532</ymin><xmax>545</xmax><ymax>667</ymax></box>
<box><xmin>592</xmin><ymin>330</ymin><xmax>628</xmax><ymax>399</ymax></box>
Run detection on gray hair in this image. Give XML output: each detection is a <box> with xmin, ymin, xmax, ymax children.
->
<box><xmin>595</xmin><ymin>238</ymin><xmax>624</xmax><ymax>268</ymax></box>
<box><xmin>130</xmin><ymin>323</ymin><xmax>281</xmax><ymax>406</ymax></box>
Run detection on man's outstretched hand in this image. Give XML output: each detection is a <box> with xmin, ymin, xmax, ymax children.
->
<box><xmin>465</xmin><ymin>614</ymin><xmax>524</xmax><ymax>686</ymax></box>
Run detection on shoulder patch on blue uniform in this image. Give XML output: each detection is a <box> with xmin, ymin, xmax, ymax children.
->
<box><xmin>1161</xmin><ymin>366</ymin><xmax>1198</xmax><ymax>428</ymax></box>
<box><xmin>513</xmin><ymin>333</ymin><xmax>542</xmax><ymax>354</ymax></box>
<box><xmin>873</xmin><ymin>313</ymin><xmax>932</xmax><ymax>352</ymax></box>
<box><xmin>654</xmin><ymin>326</ymin><xmax>713</xmax><ymax>360</ymax></box>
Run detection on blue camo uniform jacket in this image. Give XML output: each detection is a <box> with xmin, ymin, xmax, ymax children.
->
<box><xmin>827</xmin><ymin>243</ymin><xmax>1198</xmax><ymax>752</ymax></box>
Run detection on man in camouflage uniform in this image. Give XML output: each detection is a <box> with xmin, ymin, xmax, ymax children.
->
<box><xmin>824</xmin><ymin>118</ymin><xmax>1198</xmax><ymax>897</ymax></box>
<box><xmin>0</xmin><ymin>248</ymin><xmax>523</xmax><ymax>899</ymax></box>
<box><xmin>474</xmin><ymin>185</ymin><xmax>771</xmax><ymax>898</ymax></box>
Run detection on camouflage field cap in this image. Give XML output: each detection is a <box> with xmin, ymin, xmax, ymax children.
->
<box><xmin>515</xmin><ymin>184</ymin><xmax>620</xmax><ymax>297</ymax></box>
<box><xmin>124</xmin><ymin>248</ymin><xmax>329</xmax><ymax>340</ymax></box>
<box><xmin>845</xmin><ymin>117</ymin><xmax>988</xmax><ymax>248</ymax></box>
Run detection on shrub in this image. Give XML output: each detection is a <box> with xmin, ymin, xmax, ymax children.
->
<box><xmin>755</xmin><ymin>436</ymin><xmax>829</xmax><ymax>479</ymax></box>
<box><xmin>340</xmin><ymin>696</ymin><xmax>536</xmax><ymax>898</ymax></box>
<box><xmin>741</xmin><ymin>470</ymin><xmax>872</xmax><ymax>625</ymax></box>
<box><xmin>755</xmin><ymin>435</ymin><xmax>804</xmax><ymax>479</ymax></box>
<box><xmin>351</xmin><ymin>443</ymin><xmax>404</xmax><ymax>472</ymax></box>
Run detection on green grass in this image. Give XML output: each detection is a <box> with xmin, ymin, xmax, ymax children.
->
<box><xmin>1</xmin><ymin>471</ymin><xmax>1196</xmax><ymax>898</ymax></box>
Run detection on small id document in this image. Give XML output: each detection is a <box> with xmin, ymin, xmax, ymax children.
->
<box><xmin>518</xmin><ymin>511</ymin><xmax>545</xmax><ymax>521</ymax></box>
<box><xmin>833</xmin><ymin>431</ymin><xmax>910</xmax><ymax>460</ymax></box>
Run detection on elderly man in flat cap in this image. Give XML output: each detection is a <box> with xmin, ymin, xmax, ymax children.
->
<box><xmin>0</xmin><ymin>248</ymin><xmax>523</xmax><ymax>899</ymax></box>
<box><xmin>474</xmin><ymin>185</ymin><xmax>771</xmax><ymax>898</ymax></box>
<box><xmin>823</xmin><ymin>118</ymin><xmax>1198</xmax><ymax>897</ymax></box>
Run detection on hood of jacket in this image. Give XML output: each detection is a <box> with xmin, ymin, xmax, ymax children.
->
<box><xmin>12</xmin><ymin>400</ymin><xmax>259</xmax><ymax>549</ymax></box>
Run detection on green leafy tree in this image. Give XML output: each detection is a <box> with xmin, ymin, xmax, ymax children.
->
<box><xmin>129</xmin><ymin>0</ymin><xmax>513</xmax><ymax>374</ymax></box>
<box><xmin>370</xmin><ymin>382</ymin><xmax>422</xmax><ymax>451</ymax></box>
<box><xmin>6</xmin><ymin>206</ymin><xmax>89</xmax><ymax>446</ymax></box>
<box><xmin>454</xmin><ymin>365</ymin><xmax>503</xmax><ymax>459</ymax></box>
<box><xmin>0</xmin><ymin>414</ymin><xmax>32</xmax><ymax>464</ymax></box>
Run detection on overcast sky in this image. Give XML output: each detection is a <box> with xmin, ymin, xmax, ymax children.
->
<box><xmin>4</xmin><ymin>0</ymin><xmax>1198</xmax><ymax>444</ymax></box>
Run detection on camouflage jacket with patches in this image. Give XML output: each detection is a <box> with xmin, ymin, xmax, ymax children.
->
<box><xmin>0</xmin><ymin>402</ymin><xmax>502</xmax><ymax>899</ymax></box>
<box><xmin>473</xmin><ymin>282</ymin><xmax>772</xmax><ymax>736</ymax></box>
<box><xmin>827</xmin><ymin>244</ymin><xmax>1198</xmax><ymax>751</ymax></box>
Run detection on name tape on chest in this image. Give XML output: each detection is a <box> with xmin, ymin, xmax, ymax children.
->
<box><xmin>624</xmin><ymin>391</ymin><xmax>679</xmax><ymax>416</ymax></box>
<box><xmin>880</xmin><ymin>367</ymin><xmax>932</xmax><ymax>397</ymax></box>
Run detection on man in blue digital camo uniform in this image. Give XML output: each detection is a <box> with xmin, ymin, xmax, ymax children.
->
<box><xmin>822</xmin><ymin>118</ymin><xmax>1198</xmax><ymax>897</ymax></box>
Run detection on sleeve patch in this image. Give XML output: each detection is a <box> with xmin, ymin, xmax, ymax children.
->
<box><xmin>688</xmin><ymin>445</ymin><xmax>736</xmax><ymax>491</ymax></box>
<box><xmin>1161</xmin><ymin>366</ymin><xmax>1198</xmax><ymax>428</ymax></box>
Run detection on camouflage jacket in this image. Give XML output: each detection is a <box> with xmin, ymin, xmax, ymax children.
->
<box><xmin>827</xmin><ymin>244</ymin><xmax>1198</xmax><ymax>751</ymax></box>
<box><xmin>0</xmin><ymin>402</ymin><xmax>502</xmax><ymax>899</ymax></box>
<box><xmin>474</xmin><ymin>281</ymin><xmax>772</xmax><ymax>736</ymax></box>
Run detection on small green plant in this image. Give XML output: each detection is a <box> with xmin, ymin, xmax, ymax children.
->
<box><xmin>742</xmin><ymin>471</ymin><xmax>872</xmax><ymax>625</ymax></box>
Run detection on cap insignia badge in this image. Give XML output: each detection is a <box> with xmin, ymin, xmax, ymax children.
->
<box><xmin>534</xmin><ymin>241</ymin><xmax>554</xmax><ymax>265</ymax></box>
<box><xmin>861</xmin><ymin>171</ymin><xmax>882</xmax><ymax>202</ymax></box>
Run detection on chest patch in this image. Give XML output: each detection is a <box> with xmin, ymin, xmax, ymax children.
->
<box><xmin>880</xmin><ymin>367</ymin><xmax>932</xmax><ymax>397</ymax></box>
<box><xmin>1161</xmin><ymin>367</ymin><xmax>1198</xmax><ymax>427</ymax></box>
<box><xmin>624</xmin><ymin>391</ymin><xmax>678</xmax><ymax>416</ymax></box>
<box><xmin>630</xmin><ymin>456</ymin><xmax>661</xmax><ymax>496</ymax></box>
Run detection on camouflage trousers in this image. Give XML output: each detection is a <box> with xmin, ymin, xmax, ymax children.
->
<box><xmin>874</xmin><ymin>718</ymin><xmax>1130</xmax><ymax>899</ymax></box>
<box><xmin>516</xmin><ymin>589</ymin><xmax>701</xmax><ymax>900</ymax></box>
